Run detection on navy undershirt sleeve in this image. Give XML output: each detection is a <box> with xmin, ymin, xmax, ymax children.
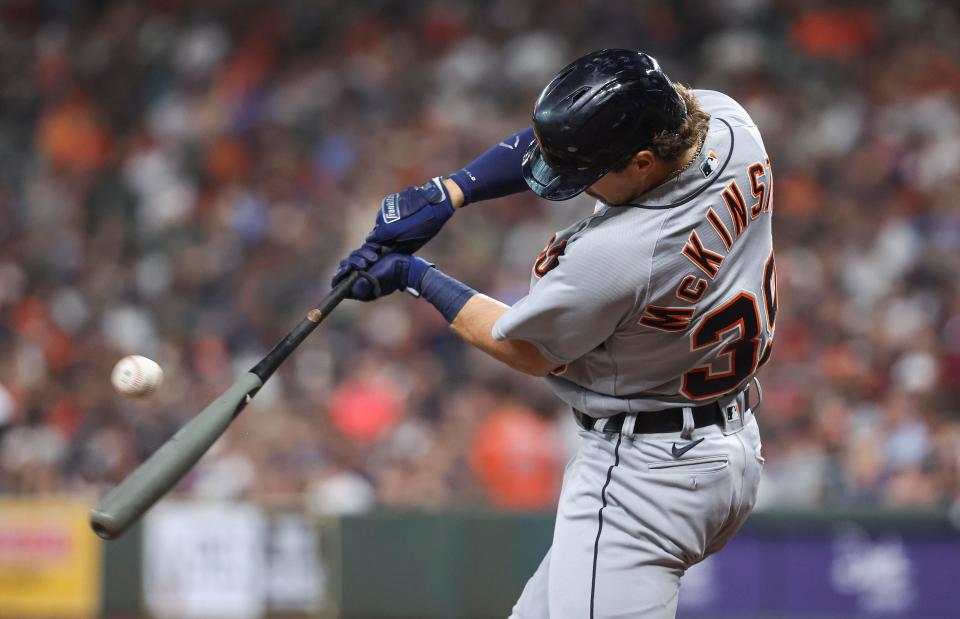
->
<box><xmin>419</xmin><ymin>267</ymin><xmax>477</xmax><ymax>323</ymax></box>
<box><xmin>447</xmin><ymin>127</ymin><xmax>535</xmax><ymax>206</ymax></box>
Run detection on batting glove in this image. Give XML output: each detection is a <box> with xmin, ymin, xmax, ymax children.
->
<box><xmin>339</xmin><ymin>253</ymin><xmax>434</xmax><ymax>301</ymax></box>
<box><xmin>365</xmin><ymin>177</ymin><xmax>454</xmax><ymax>254</ymax></box>
<box><xmin>331</xmin><ymin>242</ymin><xmax>382</xmax><ymax>288</ymax></box>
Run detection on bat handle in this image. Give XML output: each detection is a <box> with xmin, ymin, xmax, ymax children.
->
<box><xmin>250</xmin><ymin>271</ymin><xmax>361</xmax><ymax>383</ymax></box>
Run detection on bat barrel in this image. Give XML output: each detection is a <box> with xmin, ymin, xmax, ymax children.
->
<box><xmin>89</xmin><ymin>372</ymin><xmax>263</xmax><ymax>539</ymax></box>
<box><xmin>90</xmin><ymin>272</ymin><xmax>364</xmax><ymax>540</ymax></box>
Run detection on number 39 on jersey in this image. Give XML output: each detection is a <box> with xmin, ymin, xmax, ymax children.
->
<box><xmin>639</xmin><ymin>156</ymin><xmax>777</xmax><ymax>401</ymax></box>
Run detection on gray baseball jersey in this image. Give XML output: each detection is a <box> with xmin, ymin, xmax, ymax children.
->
<box><xmin>502</xmin><ymin>89</ymin><xmax>771</xmax><ymax>619</ymax></box>
<box><xmin>493</xmin><ymin>89</ymin><xmax>776</xmax><ymax>417</ymax></box>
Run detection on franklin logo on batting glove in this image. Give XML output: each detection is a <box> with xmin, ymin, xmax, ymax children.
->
<box><xmin>381</xmin><ymin>193</ymin><xmax>401</xmax><ymax>223</ymax></box>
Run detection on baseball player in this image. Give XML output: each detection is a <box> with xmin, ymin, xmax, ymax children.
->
<box><xmin>333</xmin><ymin>49</ymin><xmax>774</xmax><ymax>618</ymax></box>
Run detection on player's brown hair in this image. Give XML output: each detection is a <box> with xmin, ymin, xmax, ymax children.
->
<box><xmin>614</xmin><ymin>83</ymin><xmax>710</xmax><ymax>169</ymax></box>
<box><xmin>648</xmin><ymin>83</ymin><xmax>711</xmax><ymax>162</ymax></box>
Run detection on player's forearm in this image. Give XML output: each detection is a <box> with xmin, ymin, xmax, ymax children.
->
<box><xmin>356</xmin><ymin>128</ymin><xmax>533</xmax><ymax>254</ymax></box>
<box><xmin>417</xmin><ymin>267</ymin><xmax>556</xmax><ymax>377</ymax></box>
<box><xmin>446</xmin><ymin>127</ymin><xmax>535</xmax><ymax>207</ymax></box>
<box><xmin>450</xmin><ymin>295</ymin><xmax>556</xmax><ymax>376</ymax></box>
<box><xmin>442</xmin><ymin>178</ymin><xmax>466</xmax><ymax>209</ymax></box>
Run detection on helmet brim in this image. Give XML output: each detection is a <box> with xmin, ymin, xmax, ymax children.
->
<box><xmin>521</xmin><ymin>141</ymin><xmax>606</xmax><ymax>201</ymax></box>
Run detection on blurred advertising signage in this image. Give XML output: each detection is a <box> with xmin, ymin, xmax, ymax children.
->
<box><xmin>677</xmin><ymin>522</ymin><xmax>959</xmax><ymax>618</ymax></box>
<box><xmin>143</xmin><ymin>501</ymin><xmax>325</xmax><ymax>619</ymax></box>
<box><xmin>265</xmin><ymin>513</ymin><xmax>327</xmax><ymax>612</ymax></box>
<box><xmin>0</xmin><ymin>498</ymin><xmax>102</xmax><ymax>618</ymax></box>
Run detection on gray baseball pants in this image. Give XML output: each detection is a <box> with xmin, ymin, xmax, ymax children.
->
<box><xmin>510</xmin><ymin>402</ymin><xmax>763</xmax><ymax>619</ymax></box>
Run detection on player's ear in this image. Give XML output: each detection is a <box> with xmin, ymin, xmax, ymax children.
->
<box><xmin>631</xmin><ymin>150</ymin><xmax>657</xmax><ymax>175</ymax></box>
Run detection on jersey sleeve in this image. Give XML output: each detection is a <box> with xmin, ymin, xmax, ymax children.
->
<box><xmin>492</xmin><ymin>227</ymin><xmax>648</xmax><ymax>364</ymax></box>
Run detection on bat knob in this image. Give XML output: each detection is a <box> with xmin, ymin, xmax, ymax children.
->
<box><xmin>89</xmin><ymin>509</ymin><xmax>121</xmax><ymax>540</ymax></box>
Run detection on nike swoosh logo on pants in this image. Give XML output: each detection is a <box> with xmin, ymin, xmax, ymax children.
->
<box><xmin>671</xmin><ymin>437</ymin><xmax>704</xmax><ymax>458</ymax></box>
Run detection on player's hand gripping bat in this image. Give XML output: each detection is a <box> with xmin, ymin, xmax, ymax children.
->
<box><xmin>89</xmin><ymin>268</ymin><xmax>373</xmax><ymax>540</ymax></box>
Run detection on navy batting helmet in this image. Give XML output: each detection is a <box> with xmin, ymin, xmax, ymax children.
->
<box><xmin>522</xmin><ymin>49</ymin><xmax>687</xmax><ymax>201</ymax></box>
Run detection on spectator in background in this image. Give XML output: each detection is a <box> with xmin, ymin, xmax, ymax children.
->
<box><xmin>0</xmin><ymin>0</ymin><xmax>957</xmax><ymax>513</ymax></box>
<box><xmin>470</xmin><ymin>406</ymin><xmax>562</xmax><ymax>510</ymax></box>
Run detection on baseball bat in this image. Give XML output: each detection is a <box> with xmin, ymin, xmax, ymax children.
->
<box><xmin>89</xmin><ymin>270</ymin><xmax>365</xmax><ymax>540</ymax></box>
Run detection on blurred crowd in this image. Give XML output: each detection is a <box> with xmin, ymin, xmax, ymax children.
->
<box><xmin>0</xmin><ymin>0</ymin><xmax>958</xmax><ymax>514</ymax></box>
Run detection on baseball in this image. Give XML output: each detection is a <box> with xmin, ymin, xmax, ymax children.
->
<box><xmin>111</xmin><ymin>355</ymin><xmax>163</xmax><ymax>398</ymax></box>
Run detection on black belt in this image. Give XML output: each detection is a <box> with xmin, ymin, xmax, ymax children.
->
<box><xmin>574</xmin><ymin>401</ymin><xmax>727</xmax><ymax>434</ymax></box>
